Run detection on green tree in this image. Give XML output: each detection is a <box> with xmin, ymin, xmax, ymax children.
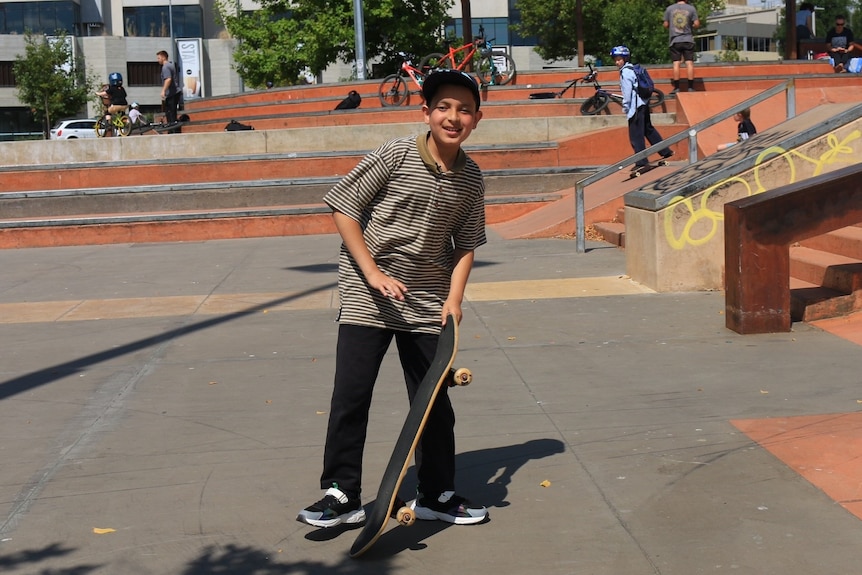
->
<box><xmin>13</xmin><ymin>31</ymin><xmax>94</xmax><ymax>139</ymax></box>
<box><xmin>216</xmin><ymin>0</ymin><xmax>452</xmax><ymax>88</ymax></box>
<box><xmin>514</xmin><ymin>0</ymin><xmax>722</xmax><ymax>65</ymax></box>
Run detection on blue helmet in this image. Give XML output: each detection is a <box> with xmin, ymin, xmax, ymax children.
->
<box><xmin>610</xmin><ymin>46</ymin><xmax>631</xmax><ymax>60</ymax></box>
<box><xmin>108</xmin><ymin>72</ymin><xmax>123</xmax><ymax>86</ymax></box>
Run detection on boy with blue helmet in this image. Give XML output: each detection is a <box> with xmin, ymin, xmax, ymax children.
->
<box><xmin>611</xmin><ymin>46</ymin><xmax>673</xmax><ymax>175</ymax></box>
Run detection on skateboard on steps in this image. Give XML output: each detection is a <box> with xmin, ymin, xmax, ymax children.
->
<box><xmin>625</xmin><ymin>158</ymin><xmax>672</xmax><ymax>180</ymax></box>
<box><xmin>349</xmin><ymin>314</ymin><xmax>472</xmax><ymax>558</ymax></box>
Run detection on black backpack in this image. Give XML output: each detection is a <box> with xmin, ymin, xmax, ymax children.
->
<box><xmin>630</xmin><ymin>64</ymin><xmax>654</xmax><ymax>100</ymax></box>
<box><xmin>225</xmin><ymin>120</ymin><xmax>254</xmax><ymax>131</ymax></box>
<box><xmin>334</xmin><ymin>90</ymin><xmax>362</xmax><ymax>110</ymax></box>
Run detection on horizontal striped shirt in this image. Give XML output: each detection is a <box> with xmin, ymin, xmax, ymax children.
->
<box><xmin>324</xmin><ymin>133</ymin><xmax>486</xmax><ymax>333</ymax></box>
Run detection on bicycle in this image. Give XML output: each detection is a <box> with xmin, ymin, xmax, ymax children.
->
<box><xmin>419</xmin><ymin>25</ymin><xmax>516</xmax><ymax>86</ymax></box>
<box><xmin>576</xmin><ymin>63</ymin><xmax>665</xmax><ymax>116</ymax></box>
<box><xmin>378</xmin><ymin>52</ymin><xmax>430</xmax><ymax>107</ymax></box>
<box><xmin>94</xmin><ymin>108</ymin><xmax>132</xmax><ymax>137</ymax></box>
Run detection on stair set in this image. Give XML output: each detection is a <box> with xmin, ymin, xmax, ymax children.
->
<box><xmin>3</xmin><ymin>60</ymin><xmax>862</xmax><ymax>323</ymax></box>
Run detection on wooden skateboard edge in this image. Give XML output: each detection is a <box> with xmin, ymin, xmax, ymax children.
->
<box><xmin>348</xmin><ymin>317</ymin><xmax>460</xmax><ymax>558</ymax></box>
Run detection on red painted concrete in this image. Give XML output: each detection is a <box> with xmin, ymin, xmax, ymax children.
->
<box><xmin>0</xmin><ymin>203</ymin><xmax>540</xmax><ymax>249</ymax></box>
<box><xmin>676</xmin><ymin>82</ymin><xmax>862</xmax><ymax>157</ymax></box>
<box><xmin>812</xmin><ymin>310</ymin><xmax>862</xmax><ymax>345</ymax></box>
<box><xmin>732</xmin><ymin>413</ymin><xmax>862</xmax><ymax>521</ymax></box>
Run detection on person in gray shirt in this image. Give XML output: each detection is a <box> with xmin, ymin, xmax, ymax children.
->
<box><xmin>664</xmin><ymin>0</ymin><xmax>700</xmax><ymax>93</ymax></box>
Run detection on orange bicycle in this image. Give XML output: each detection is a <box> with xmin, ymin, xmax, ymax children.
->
<box><xmin>419</xmin><ymin>25</ymin><xmax>516</xmax><ymax>86</ymax></box>
<box><xmin>378</xmin><ymin>52</ymin><xmax>430</xmax><ymax>107</ymax></box>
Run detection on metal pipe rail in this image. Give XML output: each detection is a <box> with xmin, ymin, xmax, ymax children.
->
<box><xmin>574</xmin><ymin>79</ymin><xmax>796</xmax><ymax>253</ymax></box>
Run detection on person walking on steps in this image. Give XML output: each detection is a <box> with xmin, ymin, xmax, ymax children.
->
<box><xmin>295</xmin><ymin>69</ymin><xmax>489</xmax><ymax>529</ymax></box>
<box><xmin>664</xmin><ymin>0</ymin><xmax>700</xmax><ymax>93</ymax></box>
<box><xmin>612</xmin><ymin>46</ymin><xmax>674</xmax><ymax>176</ymax></box>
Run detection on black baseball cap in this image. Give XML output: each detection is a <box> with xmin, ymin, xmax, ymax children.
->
<box><xmin>422</xmin><ymin>69</ymin><xmax>481</xmax><ymax>110</ymax></box>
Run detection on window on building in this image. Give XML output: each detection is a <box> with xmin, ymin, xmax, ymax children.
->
<box><xmin>127</xmin><ymin>62</ymin><xmax>162</xmax><ymax>87</ymax></box>
<box><xmin>123</xmin><ymin>5</ymin><xmax>202</xmax><ymax>38</ymax></box>
<box><xmin>0</xmin><ymin>1</ymin><xmax>79</xmax><ymax>35</ymax></box>
<box><xmin>0</xmin><ymin>62</ymin><xmax>15</xmax><ymax>87</ymax></box>
<box><xmin>723</xmin><ymin>35</ymin><xmax>745</xmax><ymax>51</ymax></box>
<box><xmin>443</xmin><ymin>18</ymin><xmax>510</xmax><ymax>46</ymax></box>
<box><xmin>696</xmin><ymin>35</ymin><xmax>715</xmax><ymax>52</ymax></box>
<box><xmin>747</xmin><ymin>37</ymin><xmax>773</xmax><ymax>52</ymax></box>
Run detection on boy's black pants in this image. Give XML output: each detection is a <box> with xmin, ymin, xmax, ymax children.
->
<box><xmin>320</xmin><ymin>323</ymin><xmax>456</xmax><ymax>499</ymax></box>
<box><xmin>629</xmin><ymin>105</ymin><xmax>672</xmax><ymax>167</ymax></box>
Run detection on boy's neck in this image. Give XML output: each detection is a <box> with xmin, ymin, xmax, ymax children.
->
<box><xmin>427</xmin><ymin>137</ymin><xmax>460</xmax><ymax>172</ymax></box>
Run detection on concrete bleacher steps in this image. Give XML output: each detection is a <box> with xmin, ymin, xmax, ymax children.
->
<box><xmin>4</xmin><ymin>59</ymin><xmax>862</xmax><ymax>325</ymax></box>
<box><xmin>789</xmin><ymin>225</ymin><xmax>862</xmax><ymax>322</ymax></box>
<box><xmin>178</xmin><ymin>61</ymin><xmax>836</xmax><ymax>132</ymax></box>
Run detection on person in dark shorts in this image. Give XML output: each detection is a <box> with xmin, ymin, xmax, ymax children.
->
<box><xmin>664</xmin><ymin>0</ymin><xmax>700</xmax><ymax>93</ymax></box>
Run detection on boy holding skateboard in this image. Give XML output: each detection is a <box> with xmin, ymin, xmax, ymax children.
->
<box><xmin>612</xmin><ymin>45</ymin><xmax>674</xmax><ymax>177</ymax></box>
<box><xmin>296</xmin><ymin>70</ymin><xmax>488</xmax><ymax>528</ymax></box>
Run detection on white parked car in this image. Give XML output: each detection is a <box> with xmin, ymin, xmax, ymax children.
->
<box><xmin>49</xmin><ymin>118</ymin><xmax>98</xmax><ymax>140</ymax></box>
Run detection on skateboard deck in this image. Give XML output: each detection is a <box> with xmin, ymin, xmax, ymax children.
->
<box><xmin>349</xmin><ymin>314</ymin><xmax>471</xmax><ymax>558</ymax></box>
<box><xmin>625</xmin><ymin>158</ymin><xmax>671</xmax><ymax>180</ymax></box>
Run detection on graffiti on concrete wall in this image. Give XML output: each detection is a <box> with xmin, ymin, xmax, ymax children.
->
<box><xmin>663</xmin><ymin>129</ymin><xmax>862</xmax><ymax>250</ymax></box>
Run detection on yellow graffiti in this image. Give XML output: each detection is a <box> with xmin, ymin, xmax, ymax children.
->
<box><xmin>664</xmin><ymin>129</ymin><xmax>861</xmax><ymax>249</ymax></box>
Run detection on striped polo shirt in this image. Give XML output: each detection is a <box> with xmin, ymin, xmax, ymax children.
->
<box><xmin>324</xmin><ymin>133</ymin><xmax>487</xmax><ymax>333</ymax></box>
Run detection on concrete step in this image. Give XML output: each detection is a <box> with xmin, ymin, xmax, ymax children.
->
<box><xmin>790</xmin><ymin>245</ymin><xmax>862</xmax><ymax>294</ymax></box>
<box><xmin>798</xmin><ymin>225</ymin><xmax>862</xmax><ymax>259</ymax></box>
<box><xmin>593</xmin><ymin>221</ymin><xmax>625</xmax><ymax>247</ymax></box>
<box><xmin>0</xmin><ymin>171</ymin><xmax>581</xmax><ymax>219</ymax></box>
<box><xmin>788</xmin><ymin>245</ymin><xmax>862</xmax><ymax>322</ymax></box>
<box><xmin>790</xmin><ymin>283</ymin><xmax>862</xmax><ymax>322</ymax></box>
<box><xmin>0</xmin><ymin>190</ymin><xmax>562</xmax><ymax>250</ymax></box>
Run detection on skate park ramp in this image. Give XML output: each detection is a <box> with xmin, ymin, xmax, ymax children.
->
<box><xmin>624</xmin><ymin>101</ymin><xmax>862</xmax><ymax>292</ymax></box>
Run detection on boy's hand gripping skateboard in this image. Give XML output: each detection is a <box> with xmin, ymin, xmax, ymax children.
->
<box><xmin>349</xmin><ymin>314</ymin><xmax>471</xmax><ymax>558</ymax></box>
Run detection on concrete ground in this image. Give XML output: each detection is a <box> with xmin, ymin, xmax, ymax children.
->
<box><xmin>2</xmin><ymin>231</ymin><xmax>862</xmax><ymax>575</ymax></box>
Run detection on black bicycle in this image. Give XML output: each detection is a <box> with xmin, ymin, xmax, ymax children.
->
<box><xmin>530</xmin><ymin>64</ymin><xmax>664</xmax><ymax>115</ymax></box>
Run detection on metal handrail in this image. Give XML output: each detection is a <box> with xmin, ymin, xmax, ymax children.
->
<box><xmin>574</xmin><ymin>78</ymin><xmax>796</xmax><ymax>252</ymax></box>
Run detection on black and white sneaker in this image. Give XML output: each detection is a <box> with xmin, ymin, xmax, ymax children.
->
<box><xmin>296</xmin><ymin>485</ymin><xmax>365</xmax><ymax>528</ymax></box>
<box><xmin>411</xmin><ymin>491</ymin><xmax>487</xmax><ymax>525</ymax></box>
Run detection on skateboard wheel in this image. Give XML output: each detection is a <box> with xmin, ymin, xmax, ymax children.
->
<box><xmin>396</xmin><ymin>507</ymin><xmax>415</xmax><ymax>526</ymax></box>
<box><xmin>452</xmin><ymin>367</ymin><xmax>472</xmax><ymax>386</ymax></box>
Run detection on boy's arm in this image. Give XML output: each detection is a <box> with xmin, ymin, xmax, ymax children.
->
<box><xmin>332</xmin><ymin>210</ymin><xmax>407</xmax><ymax>300</ymax></box>
<box><xmin>442</xmin><ymin>248</ymin><xmax>475</xmax><ymax>325</ymax></box>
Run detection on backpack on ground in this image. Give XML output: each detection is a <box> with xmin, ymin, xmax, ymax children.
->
<box><xmin>225</xmin><ymin>119</ymin><xmax>254</xmax><ymax>131</ymax></box>
<box><xmin>630</xmin><ymin>63</ymin><xmax>654</xmax><ymax>100</ymax></box>
<box><xmin>334</xmin><ymin>90</ymin><xmax>361</xmax><ymax>110</ymax></box>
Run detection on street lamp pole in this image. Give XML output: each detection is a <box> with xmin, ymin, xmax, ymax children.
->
<box><xmin>353</xmin><ymin>0</ymin><xmax>366</xmax><ymax>80</ymax></box>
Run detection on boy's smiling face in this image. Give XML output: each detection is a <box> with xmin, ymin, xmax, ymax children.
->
<box><xmin>423</xmin><ymin>84</ymin><xmax>482</xmax><ymax>152</ymax></box>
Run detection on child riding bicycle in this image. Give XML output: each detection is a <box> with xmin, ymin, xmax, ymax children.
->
<box><xmin>95</xmin><ymin>72</ymin><xmax>130</xmax><ymax>136</ymax></box>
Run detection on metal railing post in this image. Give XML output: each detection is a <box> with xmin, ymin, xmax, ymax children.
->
<box><xmin>688</xmin><ymin>128</ymin><xmax>698</xmax><ymax>164</ymax></box>
<box><xmin>786</xmin><ymin>78</ymin><xmax>796</xmax><ymax>119</ymax></box>
<box><xmin>576</xmin><ymin>181</ymin><xmax>585</xmax><ymax>253</ymax></box>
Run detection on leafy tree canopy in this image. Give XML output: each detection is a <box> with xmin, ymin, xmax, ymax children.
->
<box><xmin>13</xmin><ymin>31</ymin><xmax>95</xmax><ymax>138</ymax></box>
<box><xmin>216</xmin><ymin>0</ymin><xmax>453</xmax><ymax>88</ymax></box>
<box><xmin>514</xmin><ymin>0</ymin><xmax>722</xmax><ymax>64</ymax></box>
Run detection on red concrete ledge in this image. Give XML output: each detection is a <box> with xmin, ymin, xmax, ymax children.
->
<box><xmin>0</xmin><ymin>201</ymin><xmax>550</xmax><ymax>249</ymax></box>
<box><xmin>725</xmin><ymin>163</ymin><xmax>862</xmax><ymax>334</ymax></box>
